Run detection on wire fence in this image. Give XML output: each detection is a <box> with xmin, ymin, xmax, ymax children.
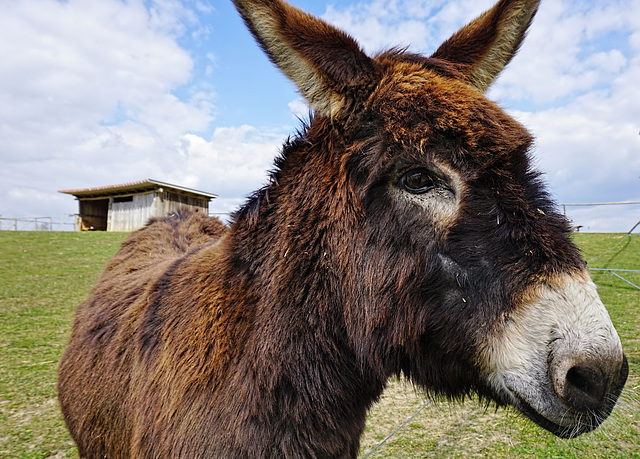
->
<box><xmin>1</xmin><ymin>201</ymin><xmax>638</xmax><ymax>233</ymax></box>
<box><xmin>0</xmin><ymin>214</ymin><xmax>233</xmax><ymax>232</ymax></box>
<box><xmin>561</xmin><ymin>201</ymin><xmax>640</xmax><ymax>233</ymax></box>
<box><xmin>0</xmin><ymin>216</ymin><xmax>78</xmax><ymax>232</ymax></box>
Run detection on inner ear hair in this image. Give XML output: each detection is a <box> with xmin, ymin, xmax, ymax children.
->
<box><xmin>232</xmin><ymin>0</ymin><xmax>377</xmax><ymax>117</ymax></box>
<box><xmin>431</xmin><ymin>0</ymin><xmax>541</xmax><ymax>92</ymax></box>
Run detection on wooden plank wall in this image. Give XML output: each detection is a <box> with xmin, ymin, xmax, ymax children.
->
<box><xmin>157</xmin><ymin>192</ymin><xmax>209</xmax><ymax>216</ymax></box>
<box><xmin>106</xmin><ymin>190</ymin><xmax>210</xmax><ymax>232</ymax></box>
<box><xmin>107</xmin><ymin>192</ymin><xmax>155</xmax><ymax>232</ymax></box>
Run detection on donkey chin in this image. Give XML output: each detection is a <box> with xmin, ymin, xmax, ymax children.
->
<box><xmin>482</xmin><ymin>273</ymin><xmax>629</xmax><ymax>438</ymax></box>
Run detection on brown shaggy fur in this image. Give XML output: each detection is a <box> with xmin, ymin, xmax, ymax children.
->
<box><xmin>58</xmin><ymin>0</ymin><xmax>626</xmax><ymax>457</ymax></box>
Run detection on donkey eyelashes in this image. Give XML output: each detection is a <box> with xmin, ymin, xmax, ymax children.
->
<box><xmin>398</xmin><ymin>168</ymin><xmax>453</xmax><ymax>197</ymax></box>
<box><xmin>401</xmin><ymin>169</ymin><xmax>435</xmax><ymax>194</ymax></box>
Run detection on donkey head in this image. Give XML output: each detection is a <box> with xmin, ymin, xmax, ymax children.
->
<box><xmin>232</xmin><ymin>0</ymin><xmax>628</xmax><ymax>438</ymax></box>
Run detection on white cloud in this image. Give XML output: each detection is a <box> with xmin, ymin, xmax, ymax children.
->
<box><xmin>488</xmin><ymin>0</ymin><xmax>636</xmax><ymax>104</ymax></box>
<box><xmin>515</xmin><ymin>99</ymin><xmax>640</xmax><ymax>204</ymax></box>
<box><xmin>0</xmin><ymin>0</ymin><xmax>216</xmax><ymax>217</ymax></box>
<box><xmin>172</xmin><ymin>126</ymin><xmax>287</xmax><ymax>215</ymax></box>
<box><xmin>562</xmin><ymin>204</ymin><xmax>640</xmax><ymax>234</ymax></box>
<box><xmin>322</xmin><ymin>0</ymin><xmax>495</xmax><ymax>54</ymax></box>
<box><xmin>287</xmin><ymin>98</ymin><xmax>310</xmax><ymax>121</ymax></box>
<box><xmin>490</xmin><ymin>0</ymin><xmax>640</xmax><ymax>219</ymax></box>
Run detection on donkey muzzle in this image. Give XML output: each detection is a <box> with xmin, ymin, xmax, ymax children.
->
<box><xmin>482</xmin><ymin>273</ymin><xmax>628</xmax><ymax>438</ymax></box>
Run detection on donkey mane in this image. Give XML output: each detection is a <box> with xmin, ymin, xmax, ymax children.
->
<box><xmin>233</xmin><ymin>128</ymin><xmax>311</xmax><ymax>226</ymax></box>
<box><xmin>380</xmin><ymin>48</ymin><xmax>468</xmax><ymax>80</ymax></box>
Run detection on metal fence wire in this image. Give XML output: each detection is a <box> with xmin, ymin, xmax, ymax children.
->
<box><xmin>586</xmin><ymin>219</ymin><xmax>640</xmax><ymax>292</ymax></box>
<box><xmin>0</xmin><ymin>216</ymin><xmax>78</xmax><ymax>232</ymax></box>
<box><xmin>561</xmin><ymin>201</ymin><xmax>640</xmax><ymax>233</ymax></box>
<box><xmin>2</xmin><ymin>201</ymin><xmax>638</xmax><ymax>232</ymax></box>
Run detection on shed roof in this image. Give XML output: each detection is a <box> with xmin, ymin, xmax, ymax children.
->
<box><xmin>59</xmin><ymin>179</ymin><xmax>217</xmax><ymax>199</ymax></box>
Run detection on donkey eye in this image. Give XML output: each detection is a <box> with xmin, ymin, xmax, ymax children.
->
<box><xmin>401</xmin><ymin>169</ymin><xmax>436</xmax><ymax>194</ymax></box>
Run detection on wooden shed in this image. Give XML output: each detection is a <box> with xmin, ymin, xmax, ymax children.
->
<box><xmin>59</xmin><ymin>179</ymin><xmax>217</xmax><ymax>232</ymax></box>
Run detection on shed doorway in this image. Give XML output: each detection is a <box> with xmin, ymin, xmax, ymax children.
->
<box><xmin>78</xmin><ymin>199</ymin><xmax>109</xmax><ymax>231</ymax></box>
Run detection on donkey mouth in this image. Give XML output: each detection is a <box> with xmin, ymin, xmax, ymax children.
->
<box><xmin>512</xmin><ymin>395</ymin><xmax>593</xmax><ymax>439</ymax></box>
<box><xmin>509</xmin><ymin>356</ymin><xmax>628</xmax><ymax>439</ymax></box>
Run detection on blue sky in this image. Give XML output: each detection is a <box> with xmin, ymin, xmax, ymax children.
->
<box><xmin>1</xmin><ymin>0</ymin><xmax>639</xmax><ymax>231</ymax></box>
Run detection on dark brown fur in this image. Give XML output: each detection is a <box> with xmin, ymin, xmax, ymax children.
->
<box><xmin>58</xmin><ymin>1</ymin><xmax>627</xmax><ymax>457</ymax></box>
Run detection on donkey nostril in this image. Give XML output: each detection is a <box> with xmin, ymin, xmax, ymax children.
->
<box><xmin>564</xmin><ymin>365</ymin><xmax>606</xmax><ymax>411</ymax></box>
<box><xmin>567</xmin><ymin>367</ymin><xmax>595</xmax><ymax>396</ymax></box>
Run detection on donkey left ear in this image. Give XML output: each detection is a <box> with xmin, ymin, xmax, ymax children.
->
<box><xmin>431</xmin><ymin>0</ymin><xmax>541</xmax><ymax>92</ymax></box>
<box><xmin>232</xmin><ymin>0</ymin><xmax>377</xmax><ymax>118</ymax></box>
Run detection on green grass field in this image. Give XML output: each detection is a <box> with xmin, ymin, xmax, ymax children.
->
<box><xmin>0</xmin><ymin>231</ymin><xmax>637</xmax><ymax>458</ymax></box>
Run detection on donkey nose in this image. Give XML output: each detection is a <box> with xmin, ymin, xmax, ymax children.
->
<box><xmin>551</xmin><ymin>354</ymin><xmax>628</xmax><ymax>413</ymax></box>
<box><xmin>563</xmin><ymin>364</ymin><xmax>606</xmax><ymax>412</ymax></box>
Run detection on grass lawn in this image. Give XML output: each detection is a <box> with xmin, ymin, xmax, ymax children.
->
<box><xmin>0</xmin><ymin>231</ymin><xmax>128</xmax><ymax>458</ymax></box>
<box><xmin>0</xmin><ymin>231</ymin><xmax>637</xmax><ymax>458</ymax></box>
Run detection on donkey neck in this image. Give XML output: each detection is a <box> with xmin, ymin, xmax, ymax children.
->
<box><xmin>213</xmin><ymin>222</ymin><xmax>386</xmax><ymax>456</ymax></box>
<box><xmin>216</xmin><ymin>137</ymin><xmax>388</xmax><ymax>454</ymax></box>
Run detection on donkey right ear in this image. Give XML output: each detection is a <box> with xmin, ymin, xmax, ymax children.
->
<box><xmin>232</xmin><ymin>0</ymin><xmax>377</xmax><ymax>118</ymax></box>
<box><xmin>431</xmin><ymin>0</ymin><xmax>541</xmax><ymax>93</ymax></box>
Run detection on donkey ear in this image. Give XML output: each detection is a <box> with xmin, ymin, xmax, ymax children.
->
<box><xmin>232</xmin><ymin>0</ymin><xmax>377</xmax><ymax>118</ymax></box>
<box><xmin>431</xmin><ymin>0</ymin><xmax>540</xmax><ymax>92</ymax></box>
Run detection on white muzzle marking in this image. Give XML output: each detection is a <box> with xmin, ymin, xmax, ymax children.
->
<box><xmin>482</xmin><ymin>273</ymin><xmax>626</xmax><ymax>436</ymax></box>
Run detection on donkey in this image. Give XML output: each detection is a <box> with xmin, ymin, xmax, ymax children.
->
<box><xmin>58</xmin><ymin>0</ymin><xmax>628</xmax><ymax>457</ymax></box>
